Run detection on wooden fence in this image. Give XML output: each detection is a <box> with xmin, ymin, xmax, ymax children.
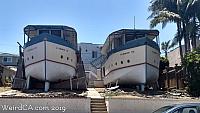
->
<box><xmin>158</xmin><ymin>66</ymin><xmax>185</xmax><ymax>90</ymax></box>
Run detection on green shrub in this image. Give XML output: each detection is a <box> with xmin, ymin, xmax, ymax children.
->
<box><xmin>160</xmin><ymin>57</ymin><xmax>169</xmax><ymax>70</ymax></box>
<box><xmin>183</xmin><ymin>47</ymin><xmax>200</xmax><ymax>97</ymax></box>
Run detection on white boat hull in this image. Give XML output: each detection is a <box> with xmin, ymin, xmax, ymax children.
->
<box><xmin>103</xmin><ymin>64</ymin><xmax>159</xmax><ymax>85</ymax></box>
<box><xmin>25</xmin><ymin>61</ymin><xmax>76</xmax><ymax>81</ymax></box>
<box><xmin>103</xmin><ymin>45</ymin><xmax>160</xmax><ymax>85</ymax></box>
<box><xmin>24</xmin><ymin>40</ymin><xmax>77</xmax><ymax>82</ymax></box>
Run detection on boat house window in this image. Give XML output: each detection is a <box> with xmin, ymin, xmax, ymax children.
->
<box><xmin>39</xmin><ymin>30</ymin><xmax>49</xmax><ymax>34</ymax></box>
<box><xmin>114</xmin><ymin>38</ymin><xmax>123</xmax><ymax>48</ymax></box>
<box><xmin>125</xmin><ymin>34</ymin><xmax>135</xmax><ymax>43</ymax></box>
<box><xmin>125</xmin><ymin>34</ymin><xmax>145</xmax><ymax>43</ymax></box>
<box><xmin>51</xmin><ymin>30</ymin><xmax>61</xmax><ymax>37</ymax></box>
<box><xmin>92</xmin><ymin>51</ymin><xmax>98</xmax><ymax>58</ymax></box>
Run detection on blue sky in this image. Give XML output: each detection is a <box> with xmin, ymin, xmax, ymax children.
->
<box><xmin>0</xmin><ymin>0</ymin><xmax>177</xmax><ymax>54</ymax></box>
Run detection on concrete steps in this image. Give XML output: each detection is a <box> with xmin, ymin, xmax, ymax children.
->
<box><xmin>88</xmin><ymin>81</ymin><xmax>95</xmax><ymax>88</ymax></box>
<box><xmin>91</xmin><ymin>98</ymin><xmax>107</xmax><ymax>113</ymax></box>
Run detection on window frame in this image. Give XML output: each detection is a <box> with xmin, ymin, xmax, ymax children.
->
<box><xmin>92</xmin><ymin>51</ymin><xmax>98</xmax><ymax>58</ymax></box>
<box><xmin>3</xmin><ymin>57</ymin><xmax>12</xmax><ymax>63</ymax></box>
<box><xmin>51</xmin><ymin>30</ymin><xmax>62</xmax><ymax>37</ymax></box>
<box><xmin>39</xmin><ymin>30</ymin><xmax>50</xmax><ymax>35</ymax></box>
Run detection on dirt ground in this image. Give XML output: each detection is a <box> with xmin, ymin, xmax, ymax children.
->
<box><xmin>0</xmin><ymin>87</ymin><xmax>12</xmax><ymax>93</ymax></box>
<box><xmin>95</xmin><ymin>88</ymin><xmax>200</xmax><ymax>100</ymax></box>
<box><xmin>0</xmin><ymin>88</ymin><xmax>88</xmax><ymax>98</ymax></box>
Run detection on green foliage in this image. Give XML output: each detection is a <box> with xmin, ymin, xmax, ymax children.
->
<box><xmin>160</xmin><ymin>57</ymin><xmax>169</xmax><ymax>63</ymax></box>
<box><xmin>148</xmin><ymin>0</ymin><xmax>200</xmax><ymax>54</ymax></box>
<box><xmin>183</xmin><ymin>47</ymin><xmax>200</xmax><ymax>96</ymax></box>
<box><xmin>160</xmin><ymin>57</ymin><xmax>169</xmax><ymax>70</ymax></box>
<box><xmin>161</xmin><ymin>40</ymin><xmax>171</xmax><ymax>58</ymax></box>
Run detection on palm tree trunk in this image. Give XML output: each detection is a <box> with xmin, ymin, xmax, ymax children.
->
<box><xmin>182</xmin><ymin>22</ymin><xmax>188</xmax><ymax>53</ymax></box>
<box><xmin>177</xmin><ymin>22</ymin><xmax>183</xmax><ymax>64</ymax></box>
<box><xmin>193</xmin><ymin>36</ymin><xmax>197</xmax><ymax>49</ymax></box>
<box><xmin>165</xmin><ymin>51</ymin><xmax>168</xmax><ymax>59</ymax></box>
<box><xmin>191</xmin><ymin>17</ymin><xmax>197</xmax><ymax>50</ymax></box>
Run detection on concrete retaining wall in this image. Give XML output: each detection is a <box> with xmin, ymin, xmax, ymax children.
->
<box><xmin>107</xmin><ymin>98</ymin><xmax>200</xmax><ymax>113</ymax></box>
<box><xmin>0</xmin><ymin>98</ymin><xmax>90</xmax><ymax>113</ymax></box>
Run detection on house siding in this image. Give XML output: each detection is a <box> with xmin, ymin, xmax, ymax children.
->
<box><xmin>0</xmin><ymin>55</ymin><xmax>19</xmax><ymax>66</ymax></box>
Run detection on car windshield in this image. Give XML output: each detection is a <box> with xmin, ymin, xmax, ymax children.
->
<box><xmin>153</xmin><ymin>105</ymin><xmax>175</xmax><ymax>113</ymax></box>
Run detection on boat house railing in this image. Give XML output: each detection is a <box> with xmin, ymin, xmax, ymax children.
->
<box><xmin>90</xmin><ymin>55</ymin><xmax>107</xmax><ymax>69</ymax></box>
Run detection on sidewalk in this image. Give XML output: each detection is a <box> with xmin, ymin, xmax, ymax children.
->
<box><xmin>86</xmin><ymin>88</ymin><xmax>103</xmax><ymax>98</ymax></box>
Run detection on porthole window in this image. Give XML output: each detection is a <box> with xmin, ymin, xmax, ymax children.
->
<box><xmin>121</xmin><ymin>61</ymin><xmax>123</xmax><ymax>64</ymax></box>
<box><xmin>61</xmin><ymin>55</ymin><xmax>63</xmax><ymax>59</ymax></box>
<box><xmin>32</xmin><ymin>56</ymin><xmax>34</xmax><ymax>59</ymax></box>
<box><xmin>27</xmin><ymin>57</ymin><xmax>29</xmax><ymax>60</ymax></box>
<box><xmin>67</xmin><ymin>57</ymin><xmax>69</xmax><ymax>60</ymax></box>
<box><xmin>115</xmin><ymin>62</ymin><xmax>117</xmax><ymax>65</ymax></box>
<box><xmin>127</xmin><ymin>60</ymin><xmax>130</xmax><ymax>63</ymax></box>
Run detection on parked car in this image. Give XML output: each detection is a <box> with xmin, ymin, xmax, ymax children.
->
<box><xmin>153</xmin><ymin>103</ymin><xmax>200</xmax><ymax>113</ymax></box>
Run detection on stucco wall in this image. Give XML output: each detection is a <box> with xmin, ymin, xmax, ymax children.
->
<box><xmin>168</xmin><ymin>45</ymin><xmax>185</xmax><ymax>67</ymax></box>
<box><xmin>0</xmin><ymin>98</ymin><xmax>90</xmax><ymax>113</ymax></box>
<box><xmin>78</xmin><ymin>43</ymin><xmax>102</xmax><ymax>71</ymax></box>
<box><xmin>107</xmin><ymin>98</ymin><xmax>200</xmax><ymax>113</ymax></box>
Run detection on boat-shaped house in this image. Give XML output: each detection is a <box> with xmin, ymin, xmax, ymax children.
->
<box><xmin>21</xmin><ymin>25</ymin><xmax>79</xmax><ymax>91</ymax></box>
<box><xmin>101</xmin><ymin>29</ymin><xmax>160</xmax><ymax>90</ymax></box>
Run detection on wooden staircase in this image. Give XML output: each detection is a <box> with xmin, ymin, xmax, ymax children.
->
<box><xmin>12</xmin><ymin>44</ymin><xmax>26</xmax><ymax>89</ymax></box>
<box><xmin>91</xmin><ymin>98</ymin><xmax>108</xmax><ymax>113</ymax></box>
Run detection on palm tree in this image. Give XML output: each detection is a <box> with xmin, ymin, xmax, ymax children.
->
<box><xmin>185</xmin><ymin>0</ymin><xmax>200</xmax><ymax>50</ymax></box>
<box><xmin>148</xmin><ymin>0</ymin><xmax>200</xmax><ymax>63</ymax></box>
<box><xmin>168</xmin><ymin>0</ymin><xmax>200</xmax><ymax>51</ymax></box>
<box><xmin>148</xmin><ymin>0</ymin><xmax>184</xmax><ymax>62</ymax></box>
<box><xmin>161</xmin><ymin>40</ymin><xmax>171</xmax><ymax>58</ymax></box>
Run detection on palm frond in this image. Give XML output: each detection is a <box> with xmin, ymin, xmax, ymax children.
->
<box><xmin>170</xmin><ymin>33</ymin><xmax>179</xmax><ymax>48</ymax></box>
<box><xmin>149</xmin><ymin>10</ymin><xmax>181</xmax><ymax>28</ymax></box>
<box><xmin>161</xmin><ymin>40</ymin><xmax>171</xmax><ymax>51</ymax></box>
<box><xmin>170</xmin><ymin>30</ymin><xmax>184</xmax><ymax>48</ymax></box>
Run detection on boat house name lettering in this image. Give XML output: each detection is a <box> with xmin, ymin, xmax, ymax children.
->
<box><xmin>120</xmin><ymin>51</ymin><xmax>134</xmax><ymax>56</ymax></box>
<box><xmin>27</xmin><ymin>47</ymin><xmax>37</xmax><ymax>52</ymax></box>
<box><xmin>56</xmin><ymin>47</ymin><xmax>68</xmax><ymax>52</ymax></box>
